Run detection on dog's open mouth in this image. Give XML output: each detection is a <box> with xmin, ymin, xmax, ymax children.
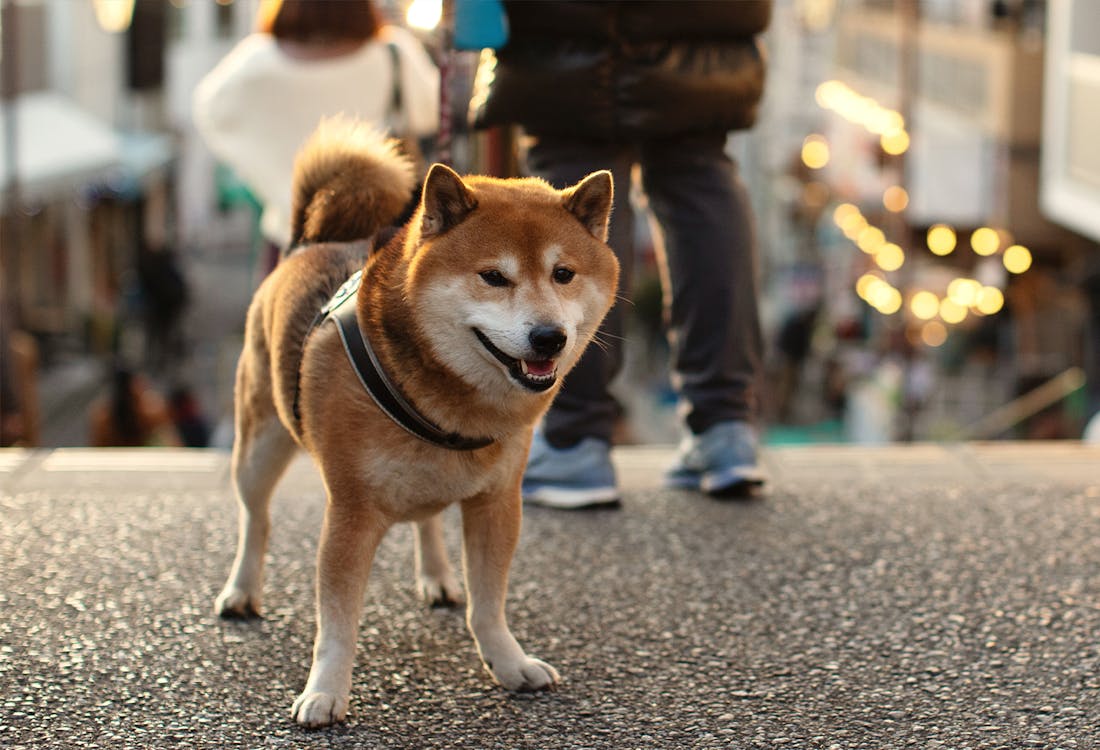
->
<box><xmin>473</xmin><ymin>329</ymin><xmax>558</xmax><ymax>392</ymax></box>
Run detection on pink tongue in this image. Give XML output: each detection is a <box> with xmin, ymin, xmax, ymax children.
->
<box><xmin>525</xmin><ymin>360</ymin><xmax>555</xmax><ymax>377</ymax></box>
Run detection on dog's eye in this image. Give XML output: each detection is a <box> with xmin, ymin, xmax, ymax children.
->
<box><xmin>552</xmin><ymin>267</ymin><xmax>575</xmax><ymax>285</ymax></box>
<box><xmin>479</xmin><ymin>270</ymin><xmax>509</xmax><ymax>287</ymax></box>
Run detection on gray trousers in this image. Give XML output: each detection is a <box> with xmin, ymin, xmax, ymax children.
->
<box><xmin>526</xmin><ymin>132</ymin><xmax>764</xmax><ymax>447</ymax></box>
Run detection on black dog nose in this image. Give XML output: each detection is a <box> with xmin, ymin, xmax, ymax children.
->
<box><xmin>529</xmin><ymin>325</ymin><xmax>567</xmax><ymax>356</ymax></box>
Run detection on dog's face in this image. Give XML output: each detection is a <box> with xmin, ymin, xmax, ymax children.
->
<box><xmin>406</xmin><ymin>165</ymin><xmax>619</xmax><ymax>399</ymax></box>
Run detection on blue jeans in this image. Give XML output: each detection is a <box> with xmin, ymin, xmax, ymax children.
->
<box><xmin>526</xmin><ymin>132</ymin><xmax>763</xmax><ymax>447</ymax></box>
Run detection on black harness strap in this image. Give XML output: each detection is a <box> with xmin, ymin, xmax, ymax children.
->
<box><xmin>296</xmin><ymin>271</ymin><xmax>493</xmax><ymax>452</ymax></box>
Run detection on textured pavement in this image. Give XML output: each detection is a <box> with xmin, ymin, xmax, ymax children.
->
<box><xmin>1</xmin><ymin>443</ymin><xmax>1099</xmax><ymax>749</ymax></box>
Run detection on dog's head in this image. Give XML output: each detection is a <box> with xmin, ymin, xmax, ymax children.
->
<box><xmin>405</xmin><ymin>164</ymin><xmax>619</xmax><ymax>398</ymax></box>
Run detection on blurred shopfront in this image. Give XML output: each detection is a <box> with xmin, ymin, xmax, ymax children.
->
<box><xmin>1</xmin><ymin>0</ymin><xmax>176</xmax><ymax>446</ymax></box>
<box><xmin>755</xmin><ymin>0</ymin><xmax>1099</xmax><ymax>443</ymax></box>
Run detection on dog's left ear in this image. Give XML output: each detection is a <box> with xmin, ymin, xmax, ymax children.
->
<box><xmin>562</xmin><ymin>170</ymin><xmax>614</xmax><ymax>242</ymax></box>
<box><xmin>421</xmin><ymin>163</ymin><xmax>477</xmax><ymax>238</ymax></box>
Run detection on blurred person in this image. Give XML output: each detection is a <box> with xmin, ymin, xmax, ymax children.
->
<box><xmin>0</xmin><ymin>302</ymin><xmax>39</xmax><ymax>447</ymax></box>
<box><xmin>168</xmin><ymin>385</ymin><xmax>212</xmax><ymax>448</ymax></box>
<box><xmin>137</xmin><ymin>242</ymin><xmax>190</xmax><ymax>372</ymax></box>
<box><xmin>471</xmin><ymin>1</ymin><xmax>772</xmax><ymax>508</ymax></box>
<box><xmin>193</xmin><ymin>0</ymin><xmax>439</xmax><ymax>256</ymax></box>
<box><xmin>775</xmin><ymin>306</ymin><xmax>819</xmax><ymax>424</ymax></box>
<box><xmin>89</xmin><ymin>365</ymin><xmax>182</xmax><ymax>447</ymax></box>
<box><xmin>1</xmin><ymin>319</ymin><xmax>25</xmax><ymax>446</ymax></box>
<box><xmin>0</xmin><ymin>334</ymin><xmax>22</xmax><ymax>446</ymax></box>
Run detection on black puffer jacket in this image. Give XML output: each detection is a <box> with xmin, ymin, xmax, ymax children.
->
<box><xmin>469</xmin><ymin>0</ymin><xmax>772</xmax><ymax>142</ymax></box>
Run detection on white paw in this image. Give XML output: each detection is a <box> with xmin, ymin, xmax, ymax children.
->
<box><xmin>291</xmin><ymin>690</ymin><xmax>348</xmax><ymax>728</ymax></box>
<box><xmin>487</xmin><ymin>656</ymin><xmax>560</xmax><ymax>692</ymax></box>
<box><xmin>214</xmin><ymin>585</ymin><xmax>261</xmax><ymax>618</ymax></box>
<box><xmin>418</xmin><ymin>574</ymin><xmax>464</xmax><ymax>608</ymax></box>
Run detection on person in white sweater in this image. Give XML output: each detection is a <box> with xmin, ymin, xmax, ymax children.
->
<box><xmin>193</xmin><ymin>0</ymin><xmax>439</xmax><ymax>252</ymax></box>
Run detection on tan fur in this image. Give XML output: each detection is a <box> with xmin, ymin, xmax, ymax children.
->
<box><xmin>216</xmin><ymin>116</ymin><xmax>619</xmax><ymax>728</ymax></box>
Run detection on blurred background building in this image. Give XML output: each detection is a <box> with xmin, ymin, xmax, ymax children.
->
<box><xmin>747</xmin><ymin>0</ymin><xmax>1099</xmax><ymax>446</ymax></box>
<box><xmin>0</xmin><ymin>0</ymin><xmax>1097</xmax><ymax>449</ymax></box>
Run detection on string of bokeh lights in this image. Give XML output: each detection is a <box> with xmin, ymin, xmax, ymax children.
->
<box><xmin>803</xmin><ymin>80</ymin><xmax>1034</xmax><ymax>347</ymax></box>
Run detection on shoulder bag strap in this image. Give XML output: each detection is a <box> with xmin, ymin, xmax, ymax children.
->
<box><xmin>386</xmin><ymin>41</ymin><xmax>404</xmax><ymax>130</ymax></box>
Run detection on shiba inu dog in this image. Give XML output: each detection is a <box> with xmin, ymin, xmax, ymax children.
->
<box><xmin>214</xmin><ymin>116</ymin><xmax>619</xmax><ymax>728</ymax></box>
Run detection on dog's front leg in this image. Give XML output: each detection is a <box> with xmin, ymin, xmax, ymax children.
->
<box><xmin>292</xmin><ymin>501</ymin><xmax>390</xmax><ymax>728</ymax></box>
<box><xmin>460</xmin><ymin>491</ymin><xmax>560</xmax><ymax>691</ymax></box>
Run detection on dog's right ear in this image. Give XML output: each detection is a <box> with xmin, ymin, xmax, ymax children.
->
<box><xmin>562</xmin><ymin>170</ymin><xmax>614</xmax><ymax>242</ymax></box>
<box><xmin>420</xmin><ymin>163</ymin><xmax>477</xmax><ymax>238</ymax></box>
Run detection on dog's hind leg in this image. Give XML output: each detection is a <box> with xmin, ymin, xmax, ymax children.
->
<box><xmin>215</xmin><ymin>414</ymin><xmax>297</xmax><ymax>618</ymax></box>
<box><xmin>415</xmin><ymin>513</ymin><xmax>464</xmax><ymax>607</ymax></box>
<box><xmin>293</xmin><ymin>496</ymin><xmax>391</xmax><ymax>727</ymax></box>
<box><xmin>460</xmin><ymin>491</ymin><xmax>560</xmax><ymax>692</ymax></box>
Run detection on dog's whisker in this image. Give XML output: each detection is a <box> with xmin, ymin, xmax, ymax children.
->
<box><xmin>589</xmin><ymin>330</ymin><xmax>627</xmax><ymax>351</ymax></box>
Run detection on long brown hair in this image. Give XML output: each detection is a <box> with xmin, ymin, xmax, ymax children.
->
<box><xmin>259</xmin><ymin>0</ymin><xmax>382</xmax><ymax>44</ymax></box>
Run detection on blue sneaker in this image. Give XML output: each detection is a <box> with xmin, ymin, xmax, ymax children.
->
<box><xmin>522</xmin><ymin>432</ymin><xmax>620</xmax><ymax>509</ymax></box>
<box><xmin>664</xmin><ymin>420</ymin><xmax>766</xmax><ymax>497</ymax></box>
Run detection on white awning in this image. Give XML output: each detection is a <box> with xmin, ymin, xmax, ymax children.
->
<box><xmin>0</xmin><ymin>91</ymin><xmax>122</xmax><ymax>199</ymax></box>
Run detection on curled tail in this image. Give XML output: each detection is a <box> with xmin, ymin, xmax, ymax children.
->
<box><xmin>289</xmin><ymin>115</ymin><xmax>417</xmax><ymax>251</ymax></box>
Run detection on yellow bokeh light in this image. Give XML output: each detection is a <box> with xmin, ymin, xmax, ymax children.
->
<box><xmin>865</xmin><ymin>108</ymin><xmax>896</xmax><ymax>135</ymax></box>
<box><xmin>927</xmin><ymin>224</ymin><xmax>956</xmax><ymax>256</ymax></box>
<box><xmin>939</xmin><ymin>298</ymin><xmax>968</xmax><ymax>324</ymax></box>
<box><xmin>857</xmin><ymin>226</ymin><xmax>886</xmax><ymax>254</ymax></box>
<box><xmin>1003</xmin><ymin>244</ymin><xmax>1032</xmax><ymax>274</ymax></box>
<box><xmin>874</xmin><ymin>287</ymin><xmax>903</xmax><ymax>315</ymax></box>
<box><xmin>853</xmin><ymin>272</ymin><xmax>880</xmax><ymax>299</ymax></box>
<box><xmin>841</xmin><ymin>213</ymin><xmax>868</xmax><ymax>239</ymax></box>
<box><xmin>910</xmin><ymin>290</ymin><xmax>940</xmax><ymax>321</ymax></box>
<box><xmin>815</xmin><ymin>80</ymin><xmax>845</xmax><ymax>109</ymax></box>
<box><xmin>874</xmin><ymin>242</ymin><xmax>905</xmax><ymax>271</ymax></box>
<box><xmin>856</xmin><ymin>273</ymin><xmax>884</xmax><ymax>300</ymax></box>
<box><xmin>921</xmin><ymin>321</ymin><xmax>948</xmax><ymax>347</ymax></box>
<box><xmin>802</xmin><ymin>136</ymin><xmax>830</xmax><ymax>170</ymax></box>
<box><xmin>947</xmin><ymin>278</ymin><xmax>982</xmax><ymax>307</ymax></box>
<box><xmin>833</xmin><ymin>203</ymin><xmax>859</xmax><ymax>225</ymax></box>
<box><xmin>883</xmin><ymin>186</ymin><xmax>909</xmax><ymax>213</ymax></box>
<box><xmin>93</xmin><ymin>0</ymin><xmax>137</xmax><ymax>32</ymax></box>
<box><xmin>970</xmin><ymin>227</ymin><xmax>1000</xmax><ymax>256</ymax></box>
<box><xmin>881</xmin><ymin>129</ymin><xmax>910</xmax><ymax>155</ymax></box>
<box><xmin>975</xmin><ymin>286</ymin><xmax>1005</xmax><ymax>315</ymax></box>
<box><xmin>869</xmin><ymin>284</ymin><xmax>892</xmax><ymax>309</ymax></box>
<box><xmin>847</xmin><ymin>97</ymin><xmax>874</xmax><ymax>126</ymax></box>
<box><xmin>815</xmin><ymin>81</ymin><xmax>912</xmax><ymax>148</ymax></box>
<box><xmin>406</xmin><ymin>0</ymin><xmax>442</xmax><ymax>30</ymax></box>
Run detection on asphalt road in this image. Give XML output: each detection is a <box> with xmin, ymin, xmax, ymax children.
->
<box><xmin>1</xmin><ymin>443</ymin><xmax>1098</xmax><ymax>749</ymax></box>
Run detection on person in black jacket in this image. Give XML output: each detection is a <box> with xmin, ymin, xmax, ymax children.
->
<box><xmin>471</xmin><ymin>0</ymin><xmax>771</xmax><ymax>508</ymax></box>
